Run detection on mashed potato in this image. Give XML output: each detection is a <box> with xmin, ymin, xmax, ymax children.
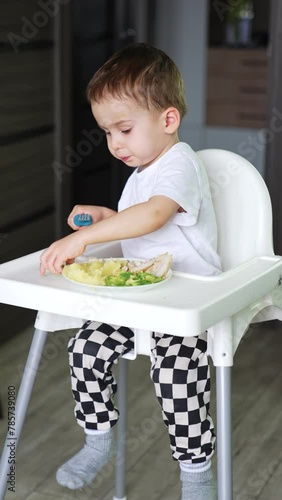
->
<box><xmin>62</xmin><ymin>259</ymin><xmax>127</xmax><ymax>286</ymax></box>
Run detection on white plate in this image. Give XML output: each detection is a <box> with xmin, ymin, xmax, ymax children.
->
<box><xmin>62</xmin><ymin>257</ymin><xmax>172</xmax><ymax>292</ymax></box>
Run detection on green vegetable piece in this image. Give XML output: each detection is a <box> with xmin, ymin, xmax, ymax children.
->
<box><xmin>104</xmin><ymin>270</ymin><xmax>165</xmax><ymax>287</ymax></box>
<box><xmin>105</xmin><ymin>275</ymin><xmax>127</xmax><ymax>286</ymax></box>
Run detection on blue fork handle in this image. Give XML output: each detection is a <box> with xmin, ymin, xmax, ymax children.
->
<box><xmin>73</xmin><ymin>214</ymin><xmax>93</xmax><ymax>226</ymax></box>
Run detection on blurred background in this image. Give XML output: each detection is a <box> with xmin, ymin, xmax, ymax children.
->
<box><xmin>0</xmin><ymin>0</ymin><xmax>281</xmax><ymax>342</ymax></box>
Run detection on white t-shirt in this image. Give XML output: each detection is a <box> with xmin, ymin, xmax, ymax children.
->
<box><xmin>118</xmin><ymin>142</ymin><xmax>221</xmax><ymax>276</ymax></box>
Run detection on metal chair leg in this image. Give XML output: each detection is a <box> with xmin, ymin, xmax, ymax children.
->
<box><xmin>216</xmin><ymin>366</ymin><xmax>233</xmax><ymax>500</ymax></box>
<box><xmin>0</xmin><ymin>328</ymin><xmax>48</xmax><ymax>500</ymax></box>
<box><xmin>114</xmin><ymin>357</ymin><xmax>129</xmax><ymax>500</ymax></box>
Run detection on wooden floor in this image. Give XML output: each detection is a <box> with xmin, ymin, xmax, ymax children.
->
<box><xmin>1</xmin><ymin>321</ymin><xmax>282</xmax><ymax>500</ymax></box>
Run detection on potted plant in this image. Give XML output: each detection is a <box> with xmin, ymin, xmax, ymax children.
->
<box><xmin>225</xmin><ymin>0</ymin><xmax>254</xmax><ymax>46</ymax></box>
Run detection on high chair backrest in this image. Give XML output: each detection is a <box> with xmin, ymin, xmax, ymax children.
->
<box><xmin>196</xmin><ymin>149</ymin><xmax>274</xmax><ymax>271</ymax></box>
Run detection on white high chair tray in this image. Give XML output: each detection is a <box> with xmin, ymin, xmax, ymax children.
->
<box><xmin>0</xmin><ymin>245</ymin><xmax>281</xmax><ymax>337</ymax></box>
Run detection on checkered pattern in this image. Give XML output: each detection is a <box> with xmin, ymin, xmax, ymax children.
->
<box><xmin>150</xmin><ymin>332</ymin><xmax>215</xmax><ymax>463</ymax></box>
<box><xmin>68</xmin><ymin>321</ymin><xmax>215</xmax><ymax>463</ymax></box>
<box><xmin>68</xmin><ymin>321</ymin><xmax>134</xmax><ymax>430</ymax></box>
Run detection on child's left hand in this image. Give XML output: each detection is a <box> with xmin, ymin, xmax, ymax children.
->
<box><xmin>40</xmin><ymin>232</ymin><xmax>86</xmax><ymax>275</ymax></box>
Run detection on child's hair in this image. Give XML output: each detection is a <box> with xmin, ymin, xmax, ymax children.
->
<box><xmin>86</xmin><ymin>43</ymin><xmax>188</xmax><ymax>120</ymax></box>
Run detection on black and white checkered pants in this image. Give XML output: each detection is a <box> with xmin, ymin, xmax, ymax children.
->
<box><xmin>68</xmin><ymin>320</ymin><xmax>215</xmax><ymax>463</ymax></box>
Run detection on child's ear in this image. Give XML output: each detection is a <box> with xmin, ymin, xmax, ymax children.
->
<box><xmin>163</xmin><ymin>107</ymin><xmax>180</xmax><ymax>134</ymax></box>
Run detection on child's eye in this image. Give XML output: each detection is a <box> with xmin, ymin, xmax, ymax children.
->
<box><xmin>121</xmin><ymin>129</ymin><xmax>131</xmax><ymax>135</ymax></box>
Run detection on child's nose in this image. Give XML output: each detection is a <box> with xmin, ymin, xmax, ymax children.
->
<box><xmin>111</xmin><ymin>133</ymin><xmax>123</xmax><ymax>151</ymax></box>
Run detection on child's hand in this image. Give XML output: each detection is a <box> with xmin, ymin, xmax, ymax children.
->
<box><xmin>40</xmin><ymin>232</ymin><xmax>86</xmax><ymax>275</ymax></box>
<box><xmin>68</xmin><ymin>205</ymin><xmax>104</xmax><ymax>231</ymax></box>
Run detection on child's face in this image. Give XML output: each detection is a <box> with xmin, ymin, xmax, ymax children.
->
<box><xmin>91</xmin><ymin>96</ymin><xmax>176</xmax><ymax>169</ymax></box>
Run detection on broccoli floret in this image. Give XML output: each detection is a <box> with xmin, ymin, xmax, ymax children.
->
<box><xmin>105</xmin><ymin>275</ymin><xmax>128</xmax><ymax>286</ymax></box>
<box><xmin>105</xmin><ymin>271</ymin><xmax>164</xmax><ymax>287</ymax></box>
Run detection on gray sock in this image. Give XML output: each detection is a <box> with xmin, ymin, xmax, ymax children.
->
<box><xmin>180</xmin><ymin>468</ymin><xmax>217</xmax><ymax>500</ymax></box>
<box><xmin>56</xmin><ymin>431</ymin><xmax>112</xmax><ymax>490</ymax></box>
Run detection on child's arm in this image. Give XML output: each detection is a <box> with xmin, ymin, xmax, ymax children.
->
<box><xmin>68</xmin><ymin>205</ymin><xmax>117</xmax><ymax>230</ymax></box>
<box><xmin>40</xmin><ymin>195</ymin><xmax>179</xmax><ymax>275</ymax></box>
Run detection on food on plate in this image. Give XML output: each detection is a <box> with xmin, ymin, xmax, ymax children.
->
<box><xmin>62</xmin><ymin>253</ymin><xmax>173</xmax><ymax>287</ymax></box>
<box><xmin>127</xmin><ymin>252</ymin><xmax>173</xmax><ymax>277</ymax></box>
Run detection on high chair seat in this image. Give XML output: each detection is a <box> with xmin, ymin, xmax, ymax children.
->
<box><xmin>0</xmin><ymin>149</ymin><xmax>282</xmax><ymax>500</ymax></box>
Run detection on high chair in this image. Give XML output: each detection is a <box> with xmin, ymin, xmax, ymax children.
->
<box><xmin>1</xmin><ymin>149</ymin><xmax>282</xmax><ymax>500</ymax></box>
<box><xmin>114</xmin><ymin>148</ymin><xmax>282</xmax><ymax>500</ymax></box>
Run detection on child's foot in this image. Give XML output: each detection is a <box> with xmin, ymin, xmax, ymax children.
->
<box><xmin>56</xmin><ymin>431</ymin><xmax>112</xmax><ymax>490</ymax></box>
<box><xmin>180</xmin><ymin>467</ymin><xmax>217</xmax><ymax>500</ymax></box>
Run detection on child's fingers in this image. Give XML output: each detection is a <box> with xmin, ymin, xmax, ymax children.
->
<box><xmin>46</xmin><ymin>253</ymin><xmax>63</xmax><ymax>274</ymax></box>
<box><xmin>40</xmin><ymin>262</ymin><xmax>46</xmax><ymax>276</ymax></box>
<box><xmin>53</xmin><ymin>257</ymin><xmax>64</xmax><ymax>274</ymax></box>
<box><xmin>40</xmin><ymin>251</ymin><xmax>61</xmax><ymax>275</ymax></box>
<box><xmin>67</xmin><ymin>214</ymin><xmax>80</xmax><ymax>229</ymax></box>
<box><xmin>68</xmin><ymin>205</ymin><xmax>89</xmax><ymax>227</ymax></box>
<box><xmin>40</xmin><ymin>251</ymin><xmax>48</xmax><ymax>275</ymax></box>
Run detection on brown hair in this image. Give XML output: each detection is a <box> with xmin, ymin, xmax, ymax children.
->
<box><xmin>86</xmin><ymin>43</ymin><xmax>188</xmax><ymax>120</ymax></box>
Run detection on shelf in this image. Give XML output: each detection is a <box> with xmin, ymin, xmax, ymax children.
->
<box><xmin>206</xmin><ymin>48</ymin><xmax>268</xmax><ymax>128</ymax></box>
